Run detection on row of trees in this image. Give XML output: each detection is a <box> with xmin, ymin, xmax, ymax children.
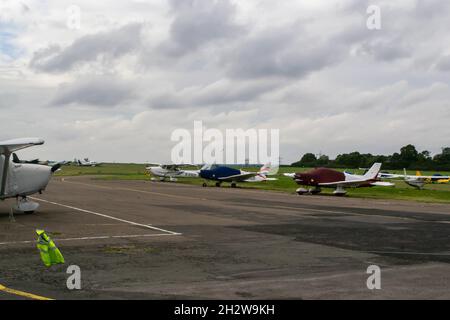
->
<box><xmin>292</xmin><ymin>145</ymin><xmax>450</xmax><ymax>170</ymax></box>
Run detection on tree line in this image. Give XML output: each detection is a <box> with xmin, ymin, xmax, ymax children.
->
<box><xmin>292</xmin><ymin>145</ymin><xmax>450</xmax><ymax>171</ymax></box>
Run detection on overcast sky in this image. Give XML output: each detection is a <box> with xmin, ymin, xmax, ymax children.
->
<box><xmin>1</xmin><ymin>0</ymin><xmax>449</xmax><ymax>163</ymax></box>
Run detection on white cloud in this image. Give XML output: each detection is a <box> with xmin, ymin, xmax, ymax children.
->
<box><xmin>1</xmin><ymin>0</ymin><xmax>450</xmax><ymax>164</ymax></box>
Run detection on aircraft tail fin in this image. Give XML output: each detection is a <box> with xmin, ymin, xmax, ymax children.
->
<box><xmin>258</xmin><ymin>162</ymin><xmax>279</xmax><ymax>176</ymax></box>
<box><xmin>363</xmin><ymin>163</ymin><xmax>382</xmax><ymax>180</ymax></box>
<box><xmin>258</xmin><ymin>162</ymin><xmax>271</xmax><ymax>176</ymax></box>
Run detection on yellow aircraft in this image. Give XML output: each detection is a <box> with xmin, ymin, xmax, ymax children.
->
<box><xmin>416</xmin><ymin>171</ymin><xmax>450</xmax><ymax>184</ymax></box>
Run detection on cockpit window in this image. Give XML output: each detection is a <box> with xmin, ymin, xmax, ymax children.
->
<box><xmin>201</xmin><ymin>164</ymin><xmax>217</xmax><ymax>170</ymax></box>
<box><xmin>12</xmin><ymin>153</ymin><xmax>20</xmax><ymax>163</ymax></box>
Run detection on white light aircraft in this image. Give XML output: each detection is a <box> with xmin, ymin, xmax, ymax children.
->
<box><xmin>0</xmin><ymin>138</ymin><xmax>60</xmax><ymax>213</ymax></box>
<box><xmin>146</xmin><ymin>164</ymin><xmax>200</xmax><ymax>181</ymax></box>
<box><xmin>76</xmin><ymin>158</ymin><xmax>101</xmax><ymax>167</ymax></box>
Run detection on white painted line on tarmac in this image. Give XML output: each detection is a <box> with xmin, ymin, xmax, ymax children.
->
<box><xmin>61</xmin><ymin>179</ymin><xmax>200</xmax><ymax>202</ymax></box>
<box><xmin>367</xmin><ymin>250</ymin><xmax>450</xmax><ymax>256</ymax></box>
<box><xmin>0</xmin><ymin>233</ymin><xmax>181</xmax><ymax>246</ymax></box>
<box><xmin>29</xmin><ymin>196</ymin><xmax>181</xmax><ymax>235</ymax></box>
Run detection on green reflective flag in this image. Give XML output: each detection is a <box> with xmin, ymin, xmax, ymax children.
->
<box><xmin>36</xmin><ymin>230</ymin><xmax>65</xmax><ymax>267</ymax></box>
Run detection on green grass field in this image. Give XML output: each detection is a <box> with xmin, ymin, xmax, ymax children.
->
<box><xmin>55</xmin><ymin>164</ymin><xmax>450</xmax><ymax>204</ymax></box>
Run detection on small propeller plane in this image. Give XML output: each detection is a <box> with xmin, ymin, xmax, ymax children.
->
<box><xmin>285</xmin><ymin>163</ymin><xmax>394</xmax><ymax>196</ymax></box>
<box><xmin>75</xmin><ymin>158</ymin><xmax>101</xmax><ymax>167</ymax></box>
<box><xmin>0</xmin><ymin>138</ymin><xmax>60</xmax><ymax>213</ymax></box>
<box><xmin>200</xmin><ymin>163</ymin><xmax>277</xmax><ymax>188</ymax></box>
<box><xmin>145</xmin><ymin>164</ymin><xmax>200</xmax><ymax>181</ymax></box>
<box><xmin>381</xmin><ymin>170</ymin><xmax>450</xmax><ymax>189</ymax></box>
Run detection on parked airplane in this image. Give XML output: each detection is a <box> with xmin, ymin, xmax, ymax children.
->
<box><xmin>12</xmin><ymin>154</ymin><xmax>68</xmax><ymax>168</ymax></box>
<box><xmin>146</xmin><ymin>164</ymin><xmax>200</xmax><ymax>181</ymax></box>
<box><xmin>11</xmin><ymin>154</ymin><xmax>40</xmax><ymax>164</ymax></box>
<box><xmin>75</xmin><ymin>158</ymin><xmax>101</xmax><ymax>167</ymax></box>
<box><xmin>433</xmin><ymin>175</ymin><xmax>450</xmax><ymax>184</ymax></box>
<box><xmin>200</xmin><ymin>163</ymin><xmax>277</xmax><ymax>188</ymax></box>
<box><xmin>0</xmin><ymin>138</ymin><xmax>60</xmax><ymax>213</ymax></box>
<box><xmin>382</xmin><ymin>170</ymin><xmax>450</xmax><ymax>189</ymax></box>
<box><xmin>416</xmin><ymin>172</ymin><xmax>450</xmax><ymax>184</ymax></box>
<box><xmin>285</xmin><ymin>163</ymin><xmax>394</xmax><ymax>196</ymax></box>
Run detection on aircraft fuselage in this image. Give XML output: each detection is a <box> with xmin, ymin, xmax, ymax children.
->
<box><xmin>200</xmin><ymin>166</ymin><xmax>241</xmax><ymax>181</ymax></box>
<box><xmin>293</xmin><ymin>168</ymin><xmax>376</xmax><ymax>188</ymax></box>
<box><xmin>0</xmin><ymin>155</ymin><xmax>52</xmax><ymax>200</ymax></box>
<box><xmin>294</xmin><ymin>168</ymin><xmax>345</xmax><ymax>186</ymax></box>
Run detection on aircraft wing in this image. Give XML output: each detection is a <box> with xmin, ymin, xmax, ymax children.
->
<box><xmin>318</xmin><ymin>180</ymin><xmax>367</xmax><ymax>187</ymax></box>
<box><xmin>146</xmin><ymin>163</ymin><xmax>162</xmax><ymax>167</ymax></box>
<box><xmin>283</xmin><ymin>173</ymin><xmax>296</xmax><ymax>178</ymax></box>
<box><xmin>148</xmin><ymin>163</ymin><xmax>196</xmax><ymax>170</ymax></box>
<box><xmin>319</xmin><ymin>179</ymin><xmax>394</xmax><ymax>187</ymax></box>
<box><xmin>370</xmin><ymin>181</ymin><xmax>395</xmax><ymax>187</ymax></box>
<box><xmin>218</xmin><ymin>172</ymin><xmax>257</xmax><ymax>182</ymax></box>
<box><xmin>161</xmin><ymin>164</ymin><xmax>182</xmax><ymax>170</ymax></box>
<box><xmin>379</xmin><ymin>170</ymin><xmax>450</xmax><ymax>180</ymax></box>
<box><xmin>384</xmin><ymin>173</ymin><xmax>450</xmax><ymax>180</ymax></box>
<box><xmin>415</xmin><ymin>175</ymin><xmax>450</xmax><ymax>179</ymax></box>
<box><xmin>378</xmin><ymin>173</ymin><xmax>400</xmax><ymax>179</ymax></box>
<box><xmin>0</xmin><ymin>138</ymin><xmax>44</xmax><ymax>155</ymax></box>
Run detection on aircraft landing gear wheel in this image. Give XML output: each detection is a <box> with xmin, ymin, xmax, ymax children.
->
<box><xmin>202</xmin><ymin>182</ymin><xmax>208</xmax><ymax>187</ymax></box>
<box><xmin>231</xmin><ymin>183</ymin><xmax>237</xmax><ymax>188</ymax></box>
<box><xmin>13</xmin><ymin>197</ymin><xmax>39</xmax><ymax>213</ymax></box>
<box><xmin>296</xmin><ymin>188</ymin><xmax>308</xmax><ymax>195</ymax></box>
<box><xmin>333</xmin><ymin>187</ymin><xmax>347</xmax><ymax>196</ymax></box>
<box><xmin>215</xmin><ymin>182</ymin><xmax>221</xmax><ymax>187</ymax></box>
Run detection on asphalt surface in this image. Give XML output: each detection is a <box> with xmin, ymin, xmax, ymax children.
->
<box><xmin>1</xmin><ymin>176</ymin><xmax>450</xmax><ymax>299</ymax></box>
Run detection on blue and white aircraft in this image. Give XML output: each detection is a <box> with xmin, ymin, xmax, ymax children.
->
<box><xmin>199</xmin><ymin>163</ymin><xmax>276</xmax><ymax>188</ymax></box>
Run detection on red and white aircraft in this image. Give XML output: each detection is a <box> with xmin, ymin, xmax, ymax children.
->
<box><xmin>285</xmin><ymin>163</ymin><xmax>394</xmax><ymax>196</ymax></box>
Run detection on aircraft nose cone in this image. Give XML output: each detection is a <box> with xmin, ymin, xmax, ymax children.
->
<box><xmin>10</xmin><ymin>164</ymin><xmax>52</xmax><ymax>197</ymax></box>
<box><xmin>37</xmin><ymin>165</ymin><xmax>52</xmax><ymax>189</ymax></box>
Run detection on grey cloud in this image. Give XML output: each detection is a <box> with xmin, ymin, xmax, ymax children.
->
<box><xmin>161</xmin><ymin>0</ymin><xmax>243</xmax><ymax>56</ymax></box>
<box><xmin>435</xmin><ymin>55</ymin><xmax>450</xmax><ymax>71</ymax></box>
<box><xmin>355</xmin><ymin>37</ymin><xmax>411</xmax><ymax>62</ymax></box>
<box><xmin>340</xmin><ymin>0</ymin><xmax>447</xmax><ymax>65</ymax></box>
<box><xmin>224</xmin><ymin>25</ymin><xmax>345</xmax><ymax>79</ymax></box>
<box><xmin>30</xmin><ymin>23</ymin><xmax>142</xmax><ymax>73</ymax></box>
<box><xmin>0</xmin><ymin>92</ymin><xmax>18</xmax><ymax>108</ymax></box>
<box><xmin>51</xmin><ymin>76</ymin><xmax>135</xmax><ymax>107</ymax></box>
<box><xmin>413</xmin><ymin>0</ymin><xmax>450</xmax><ymax>19</ymax></box>
<box><xmin>6</xmin><ymin>0</ymin><xmax>450</xmax><ymax>163</ymax></box>
<box><xmin>149</xmin><ymin>93</ymin><xmax>183</xmax><ymax>109</ymax></box>
<box><xmin>149</xmin><ymin>79</ymin><xmax>279</xmax><ymax>109</ymax></box>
